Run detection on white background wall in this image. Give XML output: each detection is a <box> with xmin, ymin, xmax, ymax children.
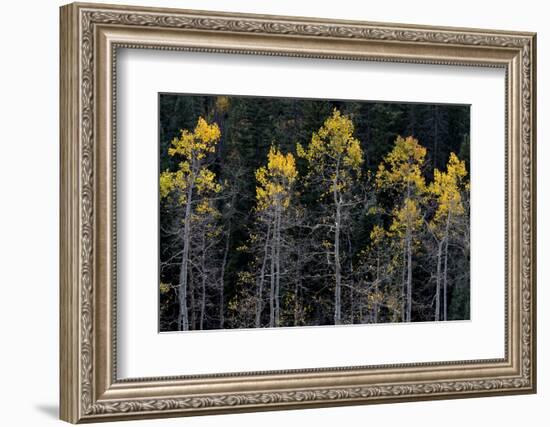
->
<box><xmin>0</xmin><ymin>0</ymin><xmax>546</xmax><ymax>425</ymax></box>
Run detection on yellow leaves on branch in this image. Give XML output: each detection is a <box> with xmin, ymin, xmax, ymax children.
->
<box><xmin>160</xmin><ymin>168</ymin><xmax>191</xmax><ymax>204</ymax></box>
<box><xmin>159</xmin><ymin>117</ymin><xmax>222</xmax><ymax>203</ymax></box>
<box><xmin>255</xmin><ymin>146</ymin><xmax>297</xmax><ymax>211</ymax></box>
<box><xmin>159</xmin><ymin>170</ymin><xmax>177</xmax><ymax>199</ymax></box>
<box><xmin>196</xmin><ymin>168</ymin><xmax>222</xmax><ymax>194</ymax></box>
<box><xmin>369</xmin><ymin>225</ymin><xmax>386</xmax><ymax>245</ymax></box>
<box><xmin>168</xmin><ymin>117</ymin><xmax>221</xmax><ymax>160</ymax></box>
<box><xmin>297</xmin><ymin>108</ymin><xmax>363</xmax><ymax>200</ymax></box>
<box><xmin>429</xmin><ymin>152</ymin><xmax>468</xmax><ymax>223</ymax></box>
<box><xmin>297</xmin><ymin>108</ymin><xmax>363</xmax><ymax>175</ymax></box>
<box><xmin>194</xmin><ymin>199</ymin><xmax>219</xmax><ymax>217</ymax></box>
<box><xmin>376</xmin><ymin>136</ymin><xmax>427</xmax><ymax>192</ymax></box>
<box><xmin>373</xmin><ymin>135</ymin><xmax>469</xmax><ymax>241</ymax></box>
<box><xmin>375</xmin><ymin>136</ymin><xmax>427</xmax><ymax>238</ymax></box>
<box><xmin>389</xmin><ymin>198</ymin><xmax>423</xmax><ymax>236</ymax></box>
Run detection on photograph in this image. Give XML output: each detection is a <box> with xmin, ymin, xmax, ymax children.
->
<box><xmin>57</xmin><ymin>3</ymin><xmax>536</xmax><ymax>422</ymax></box>
<box><xmin>158</xmin><ymin>94</ymin><xmax>471</xmax><ymax>332</ymax></box>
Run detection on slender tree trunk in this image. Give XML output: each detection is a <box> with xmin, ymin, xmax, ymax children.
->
<box><xmin>435</xmin><ymin>239</ymin><xmax>443</xmax><ymax>321</ymax></box>
<box><xmin>177</xmin><ymin>179</ymin><xmax>195</xmax><ymax>331</ymax></box>
<box><xmin>274</xmin><ymin>206</ymin><xmax>282</xmax><ymax>326</ymax></box>
<box><xmin>200</xmin><ymin>275</ymin><xmax>206</xmax><ymax>329</ymax></box>
<box><xmin>333</xmin><ymin>169</ymin><xmax>342</xmax><ymax>325</ymax></box>
<box><xmin>294</xmin><ymin>276</ymin><xmax>301</xmax><ymax>326</ymax></box>
<box><xmin>406</xmin><ymin>232</ymin><xmax>412</xmax><ymax>322</ymax></box>
<box><xmin>349</xmin><ymin>287</ymin><xmax>354</xmax><ymax>324</ymax></box>
<box><xmin>199</xmin><ymin>231</ymin><xmax>206</xmax><ymax>330</ymax></box>
<box><xmin>219</xmin><ymin>224</ymin><xmax>230</xmax><ymax>328</ymax></box>
<box><xmin>219</xmin><ymin>179</ymin><xmax>236</xmax><ymax>329</ymax></box>
<box><xmin>334</xmin><ymin>201</ymin><xmax>342</xmax><ymax>325</ymax></box>
<box><xmin>269</xmin><ymin>215</ymin><xmax>276</xmax><ymax>327</ymax></box>
<box><xmin>443</xmin><ymin>210</ymin><xmax>451</xmax><ymax>321</ymax></box>
<box><xmin>189</xmin><ymin>268</ymin><xmax>196</xmax><ymax>330</ymax></box>
<box><xmin>374</xmin><ymin>252</ymin><xmax>380</xmax><ymax>323</ymax></box>
<box><xmin>401</xmin><ymin>243</ymin><xmax>406</xmax><ymax>322</ymax></box>
<box><xmin>359</xmin><ymin>279</ymin><xmax>364</xmax><ymax>322</ymax></box>
<box><xmin>404</xmin><ymin>181</ymin><xmax>413</xmax><ymax>323</ymax></box>
<box><xmin>348</xmin><ymin>235</ymin><xmax>354</xmax><ymax>324</ymax></box>
<box><xmin>256</xmin><ymin>222</ymin><xmax>271</xmax><ymax>327</ymax></box>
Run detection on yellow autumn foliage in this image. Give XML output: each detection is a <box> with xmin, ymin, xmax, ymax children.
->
<box><xmin>168</xmin><ymin>117</ymin><xmax>221</xmax><ymax>160</ymax></box>
<box><xmin>159</xmin><ymin>282</ymin><xmax>171</xmax><ymax>294</ymax></box>
<box><xmin>159</xmin><ymin>170</ymin><xmax>176</xmax><ymax>199</ymax></box>
<box><xmin>255</xmin><ymin>146</ymin><xmax>297</xmax><ymax>211</ymax></box>
<box><xmin>389</xmin><ymin>198</ymin><xmax>423</xmax><ymax>236</ymax></box>
<box><xmin>376</xmin><ymin>135</ymin><xmax>427</xmax><ymax>192</ymax></box>
<box><xmin>196</xmin><ymin>168</ymin><xmax>222</xmax><ymax>194</ymax></box>
<box><xmin>297</xmin><ymin>108</ymin><xmax>363</xmax><ymax>176</ymax></box>
<box><xmin>369</xmin><ymin>224</ymin><xmax>386</xmax><ymax>245</ymax></box>
<box><xmin>159</xmin><ymin>117</ymin><xmax>222</xmax><ymax>203</ymax></box>
<box><xmin>429</xmin><ymin>152</ymin><xmax>468</xmax><ymax>223</ymax></box>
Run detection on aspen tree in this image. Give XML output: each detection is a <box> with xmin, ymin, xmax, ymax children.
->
<box><xmin>428</xmin><ymin>152</ymin><xmax>468</xmax><ymax>320</ymax></box>
<box><xmin>254</xmin><ymin>146</ymin><xmax>298</xmax><ymax>327</ymax></box>
<box><xmin>376</xmin><ymin>136</ymin><xmax>426</xmax><ymax>322</ymax></box>
<box><xmin>297</xmin><ymin>109</ymin><xmax>364</xmax><ymax>325</ymax></box>
<box><xmin>160</xmin><ymin>117</ymin><xmax>222</xmax><ymax>330</ymax></box>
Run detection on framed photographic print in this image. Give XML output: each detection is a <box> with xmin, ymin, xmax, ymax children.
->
<box><xmin>60</xmin><ymin>2</ymin><xmax>537</xmax><ymax>423</ymax></box>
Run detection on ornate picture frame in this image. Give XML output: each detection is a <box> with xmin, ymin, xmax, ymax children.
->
<box><xmin>60</xmin><ymin>2</ymin><xmax>536</xmax><ymax>423</ymax></box>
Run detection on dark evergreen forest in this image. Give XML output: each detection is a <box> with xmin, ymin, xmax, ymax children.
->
<box><xmin>159</xmin><ymin>94</ymin><xmax>470</xmax><ymax>332</ymax></box>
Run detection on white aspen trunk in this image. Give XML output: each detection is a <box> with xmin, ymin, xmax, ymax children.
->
<box><xmin>269</xmin><ymin>214</ymin><xmax>276</xmax><ymax>327</ymax></box>
<box><xmin>404</xmin><ymin>180</ymin><xmax>413</xmax><ymax>323</ymax></box>
<box><xmin>359</xmin><ymin>279</ymin><xmax>364</xmax><ymax>323</ymax></box>
<box><xmin>199</xmin><ymin>231</ymin><xmax>206</xmax><ymax>330</ymax></box>
<box><xmin>256</xmin><ymin>222</ymin><xmax>271</xmax><ymax>328</ymax></box>
<box><xmin>443</xmin><ymin>210</ymin><xmax>451</xmax><ymax>321</ymax></box>
<box><xmin>333</xmin><ymin>165</ymin><xmax>342</xmax><ymax>325</ymax></box>
<box><xmin>348</xmin><ymin>236</ymin><xmax>354</xmax><ymax>324</ymax></box>
<box><xmin>435</xmin><ymin>239</ymin><xmax>443</xmax><ymax>321</ymax></box>
<box><xmin>334</xmin><ymin>200</ymin><xmax>342</xmax><ymax>325</ymax></box>
<box><xmin>219</xmin><ymin>225</ymin><xmax>230</xmax><ymax>328</ymax></box>
<box><xmin>189</xmin><ymin>268</ymin><xmax>195</xmax><ymax>330</ymax></box>
<box><xmin>178</xmin><ymin>178</ymin><xmax>195</xmax><ymax>331</ymax></box>
<box><xmin>401</xmin><ymin>244</ymin><xmax>406</xmax><ymax>322</ymax></box>
<box><xmin>200</xmin><ymin>276</ymin><xmax>206</xmax><ymax>329</ymax></box>
<box><xmin>294</xmin><ymin>277</ymin><xmax>300</xmax><ymax>326</ymax></box>
<box><xmin>349</xmin><ymin>285</ymin><xmax>354</xmax><ymax>324</ymax></box>
<box><xmin>274</xmin><ymin>205</ymin><xmax>282</xmax><ymax>326</ymax></box>
<box><xmin>406</xmin><ymin>231</ymin><xmax>412</xmax><ymax>322</ymax></box>
<box><xmin>374</xmin><ymin>252</ymin><xmax>380</xmax><ymax>323</ymax></box>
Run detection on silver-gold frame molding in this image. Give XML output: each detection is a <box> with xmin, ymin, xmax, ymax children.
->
<box><xmin>60</xmin><ymin>2</ymin><xmax>537</xmax><ymax>423</ymax></box>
